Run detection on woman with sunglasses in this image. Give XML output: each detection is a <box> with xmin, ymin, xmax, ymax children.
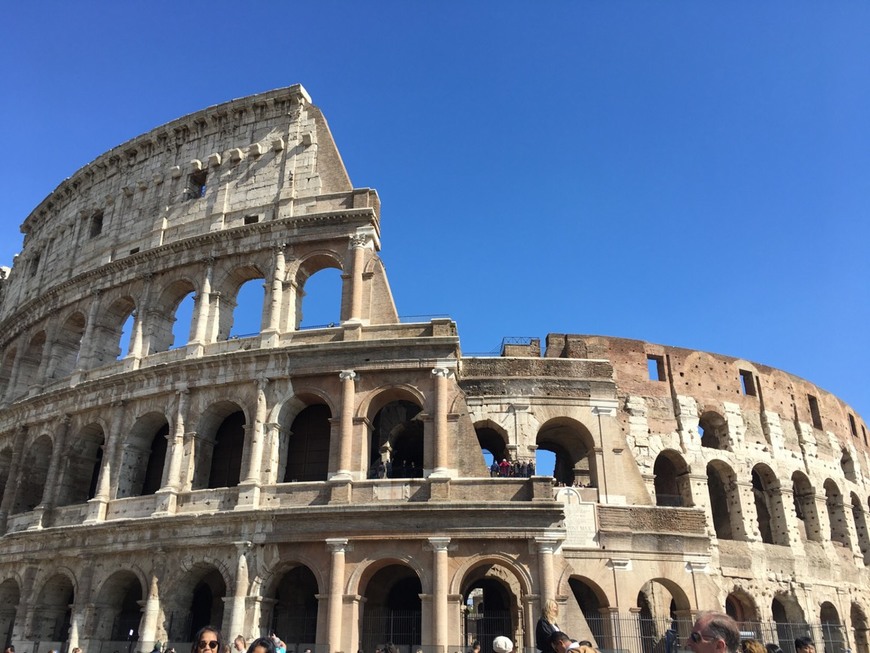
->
<box><xmin>192</xmin><ymin>626</ymin><xmax>224</xmax><ymax>653</ymax></box>
<box><xmin>246</xmin><ymin>638</ymin><xmax>277</xmax><ymax>653</ymax></box>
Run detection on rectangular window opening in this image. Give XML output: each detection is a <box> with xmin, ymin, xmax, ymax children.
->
<box><xmin>808</xmin><ymin>394</ymin><xmax>823</xmax><ymax>430</ymax></box>
<box><xmin>647</xmin><ymin>355</ymin><xmax>665</xmax><ymax>382</ymax></box>
<box><xmin>739</xmin><ymin>369</ymin><xmax>757</xmax><ymax>396</ymax></box>
<box><xmin>129</xmin><ymin>247</ymin><xmax>140</xmax><ymax>255</ymax></box>
<box><xmin>29</xmin><ymin>254</ymin><xmax>40</xmax><ymax>278</ymax></box>
<box><xmin>243</xmin><ymin>214</ymin><xmax>259</xmax><ymax>225</ymax></box>
<box><xmin>849</xmin><ymin>414</ymin><xmax>858</xmax><ymax>437</ymax></box>
<box><xmin>863</xmin><ymin>426</ymin><xmax>867</xmax><ymax>446</ymax></box>
<box><xmin>186</xmin><ymin>170</ymin><xmax>207</xmax><ymax>200</ymax></box>
<box><xmin>89</xmin><ymin>210</ymin><xmax>104</xmax><ymax>238</ymax></box>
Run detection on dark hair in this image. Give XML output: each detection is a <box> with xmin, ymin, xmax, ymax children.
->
<box><xmin>246</xmin><ymin>638</ymin><xmax>277</xmax><ymax>653</ymax></box>
<box><xmin>550</xmin><ymin>633</ymin><xmax>572</xmax><ymax>645</ymax></box>
<box><xmin>766</xmin><ymin>644</ymin><xmax>784</xmax><ymax>653</ymax></box>
<box><xmin>192</xmin><ymin>626</ymin><xmax>224</xmax><ymax>653</ymax></box>
<box><xmin>698</xmin><ymin>612</ymin><xmax>740</xmax><ymax>653</ymax></box>
<box><xmin>794</xmin><ymin>639</ymin><xmax>814</xmax><ymax>653</ymax></box>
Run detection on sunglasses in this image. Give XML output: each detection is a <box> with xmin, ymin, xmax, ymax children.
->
<box><xmin>198</xmin><ymin>643</ymin><xmax>219</xmax><ymax>650</ymax></box>
<box><xmin>688</xmin><ymin>633</ymin><xmax>716</xmax><ymax>644</ymax></box>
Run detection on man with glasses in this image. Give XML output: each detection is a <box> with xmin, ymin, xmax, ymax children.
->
<box><xmin>685</xmin><ymin>612</ymin><xmax>741</xmax><ymax>653</ymax></box>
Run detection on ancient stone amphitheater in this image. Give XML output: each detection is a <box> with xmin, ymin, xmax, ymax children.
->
<box><xmin>0</xmin><ymin>85</ymin><xmax>867</xmax><ymax>653</ymax></box>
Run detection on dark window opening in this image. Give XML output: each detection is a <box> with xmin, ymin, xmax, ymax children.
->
<box><xmin>808</xmin><ymin>394</ymin><xmax>823</xmax><ymax>430</ymax></box>
<box><xmin>739</xmin><ymin>369</ymin><xmax>756</xmax><ymax>396</ymax></box>
<box><xmin>29</xmin><ymin>255</ymin><xmax>40</xmax><ymax>278</ymax></box>
<box><xmin>863</xmin><ymin>426</ymin><xmax>867</xmax><ymax>446</ymax></box>
<box><xmin>89</xmin><ymin>211</ymin><xmax>104</xmax><ymax>238</ymax></box>
<box><xmin>243</xmin><ymin>214</ymin><xmax>259</xmax><ymax>225</ymax></box>
<box><xmin>849</xmin><ymin>414</ymin><xmax>858</xmax><ymax>437</ymax></box>
<box><xmin>647</xmin><ymin>355</ymin><xmax>665</xmax><ymax>382</ymax></box>
<box><xmin>186</xmin><ymin>170</ymin><xmax>207</xmax><ymax>199</ymax></box>
<box><xmin>129</xmin><ymin>247</ymin><xmax>140</xmax><ymax>255</ymax></box>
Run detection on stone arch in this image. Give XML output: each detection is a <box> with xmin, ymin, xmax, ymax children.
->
<box><xmin>459</xmin><ymin>559</ymin><xmax>527</xmax><ymax>653</ymax></box>
<box><xmin>0</xmin><ymin>347</ymin><xmax>16</xmax><ymax>399</ymax></box>
<box><xmin>91</xmin><ymin>569</ymin><xmax>147</xmax><ymax>641</ymax></box>
<box><xmin>792</xmin><ymin>471</ymin><xmax>823</xmax><ymax>542</ymax></box>
<box><xmin>193</xmin><ymin>400</ymin><xmax>247</xmax><ymax>490</ymax></box>
<box><xmin>850</xmin><ymin>602</ymin><xmax>869</xmax><ymax>653</ymax></box>
<box><xmin>566</xmin><ymin>576</ymin><xmax>612</xmax><ymax>649</ymax></box>
<box><xmin>725</xmin><ymin>587</ymin><xmax>760</xmax><ymax>624</ymax></box>
<box><xmin>150</xmin><ymin>277</ymin><xmax>198</xmax><ymax>352</ymax></box>
<box><xmin>699</xmin><ymin>410</ymin><xmax>729</xmax><ymax>450</ymax></box>
<box><xmin>259</xmin><ymin>562</ymin><xmax>321</xmax><ymax>648</ymax></box>
<box><xmin>824</xmin><ymin>478</ymin><xmax>851</xmax><ymax>548</ymax></box>
<box><xmin>635</xmin><ymin>578</ymin><xmax>691</xmax><ymax>653</ymax></box>
<box><xmin>851</xmin><ymin>492</ymin><xmax>870</xmax><ymax>565</ymax></box>
<box><xmin>90</xmin><ymin>294</ymin><xmax>136</xmax><ymax>366</ymax></box>
<box><xmin>536</xmin><ymin>417</ymin><xmax>596</xmax><ymax>487</ymax></box>
<box><xmin>13</xmin><ymin>433</ymin><xmax>53</xmax><ymax>513</ymax></box>
<box><xmin>117</xmin><ymin>411</ymin><xmax>170</xmax><ymax>498</ymax></box>
<box><xmin>214</xmin><ymin>263</ymin><xmax>267</xmax><ymax>340</ymax></box>
<box><xmin>771</xmin><ymin>594</ymin><xmax>809</xmax><ymax>648</ymax></box>
<box><xmin>357</xmin><ymin>560</ymin><xmax>424</xmax><ymax>653</ymax></box>
<box><xmin>293</xmin><ymin>252</ymin><xmax>344</xmax><ymax>330</ymax></box>
<box><xmin>16</xmin><ymin>330</ymin><xmax>46</xmax><ymax>391</ymax></box>
<box><xmin>474</xmin><ymin>420</ymin><xmax>509</xmax><ymax>472</ymax></box>
<box><xmin>820</xmin><ymin>601</ymin><xmax>845</xmax><ymax>653</ymax></box>
<box><xmin>56</xmin><ymin>422</ymin><xmax>105</xmax><ymax>507</ymax></box>
<box><xmin>365</xmin><ymin>387</ymin><xmax>426</xmax><ymax>479</ymax></box>
<box><xmin>752</xmin><ymin>463</ymin><xmax>790</xmax><ymax>545</ymax></box>
<box><xmin>653</xmin><ymin>449</ymin><xmax>692</xmax><ymax>507</ymax></box>
<box><xmin>32</xmin><ymin>571</ymin><xmax>76</xmax><ymax>642</ymax></box>
<box><xmin>0</xmin><ymin>578</ymin><xmax>20</xmax><ymax>648</ymax></box>
<box><xmin>50</xmin><ymin>311</ymin><xmax>87</xmax><ymax>378</ymax></box>
<box><xmin>278</xmin><ymin>394</ymin><xmax>333</xmax><ymax>483</ymax></box>
<box><xmin>706</xmin><ymin>460</ymin><xmax>746</xmax><ymax>541</ymax></box>
<box><xmin>165</xmin><ymin>562</ymin><xmax>229</xmax><ymax>642</ymax></box>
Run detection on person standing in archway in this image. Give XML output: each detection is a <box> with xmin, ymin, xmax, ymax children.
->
<box><xmin>536</xmin><ymin>600</ymin><xmax>560</xmax><ymax>653</ymax></box>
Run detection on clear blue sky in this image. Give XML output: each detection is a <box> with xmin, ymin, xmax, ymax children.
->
<box><xmin>1</xmin><ymin>2</ymin><xmax>868</xmax><ymax>421</ymax></box>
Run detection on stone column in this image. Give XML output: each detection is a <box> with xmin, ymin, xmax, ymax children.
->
<box><xmin>85</xmin><ymin>401</ymin><xmax>126</xmax><ymax>523</ymax></box>
<box><xmin>226</xmin><ymin>542</ymin><xmax>251</xmax><ymax>640</ymax></box>
<box><xmin>76</xmin><ymin>290</ymin><xmax>102</xmax><ymax>371</ymax></box>
<box><xmin>263</xmin><ymin>245</ymin><xmax>286</xmax><ymax>342</ymax></box>
<box><xmin>191</xmin><ymin>258</ymin><xmax>214</xmax><ymax>345</ymax></box>
<box><xmin>535</xmin><ymin>538</ymin><xmax>559</xmax><ymax>605</ymax></box>
<box><xmin>429</xmin><ymin>537</ymin><xmax>451</xmax><ymax>653</ymax></box>
<box><xmin>243</xmin><ymin>378</ymin><xmax>269</xmax><ymax>484</ymax></box>
<box><xmin>137</xmin><ymin>574</ymin><xmax>161</xmax><ymax>652</ymax></box>
<box><xmin>345</xmin><ymin>235</ymin><xmax>367</xmax><ymax>323</ymax></box>
<box><xmin>128</xmin><ymin>273</ymin><xmax>153</xmax><ymax>361</ymax></box>
<box><xmin>1</xmin><ymin>343</ymin><xmax>26</xmax><ymax>403</ymax></box>
<box><xmin>264</xmin><ymin>422</ymin><xmax>282</xmax><ymax>485</ymax></box>
<box><xmin>154</xmin><ymin>388</ymin><xmax>189</xmax><ymax>516</ymax></box>
<box><xmin>332</xmin><ymin>371</ymin><xmax>356</xmax><ymax>480</ymax></box>
<box><xmin>281</xmin><ymin>280</ymin><xmax>299</xmax><ymax>333</ymax></box>
<box><xmin>430</xmin><ymin>367</ymin><xmax>452</xmax><ymax>477</ymax></box>
<box><xmin>326</xmin><ymin>538</ymin><xmax>349</xmax><ymax>653</ymax></box>
<box><xmin>35</xmin><ymin>415</ymin><xmax>71</xmax><ymax>515</ymax></box>
<box><xmin>0</xmin><ymin>425</ymin><xmax>29</xmax><ymax>531</ymax></box>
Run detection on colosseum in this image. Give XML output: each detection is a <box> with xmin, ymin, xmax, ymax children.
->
<box><xmin>0</xmin><ymin>84</ymin><xmax>867</xmax><ymax>653</ymax></box>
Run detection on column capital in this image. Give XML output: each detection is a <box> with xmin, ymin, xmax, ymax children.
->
<box><xmin>534</xmin><ymin>537</ymin><xmax>562</xmax><ymax>554</ymax></box>
<box><xmin>431</xmin><ymin>367</ymin><xmax>453</xmax><ymax>379</ymax></box>
<box><xmin>326</xmin><ymin>538</ymin><xmax>351</xmax><ymax>554</ymax></box>
<box><xmin>339</xmin><ymin>370</ymin><xmax>357</xmax><ymax>382</ymax></box>
<box><xmin>427</xmin><ymin>537</ymin><xmax>452</xmax><ymax>552</ymax></box>
<box><xmin>349</xmin><ymin>234</ymin><xmax>369</xmax><ymax>249</ymax></box>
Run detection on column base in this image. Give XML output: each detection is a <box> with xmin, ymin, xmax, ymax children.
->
<box><xmin>329</xmin><ymin>478</ymin><xmax>353</xmax><ymax>504</ymax></box>
<box><xmin>152</xmin><ymin>488</ymin><xmax>179</xmax><ymax>517</ymax></box>
<box><xmin>83</xmin><ymin>497</ymin><xmax>108</xmax><ymax>524</ymax></box>
<box><xmin>235</xmin><ymin>483</ymin><xmax>261</xmax><ymax>510</ymax></box>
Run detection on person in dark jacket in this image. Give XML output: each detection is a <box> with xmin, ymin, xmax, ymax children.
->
<box><xmin>536</xmin><ymin>599</ymin><xmax>561</xmax><ymax>653</ymax></box>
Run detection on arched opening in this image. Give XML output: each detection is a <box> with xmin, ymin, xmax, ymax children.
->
<box><xmin>264</xmin><ymin>566</ymin><xmax>319</xmax><ymax>649</ymax></box>
<box><xmin>0</xmin><ymin>348</ymin><xmax>17</xmax><ymax>399</ymax></box>
<box><xmin>90</xmin><ymin>296</ymin><xmax>136</xmax><ymax>366</ymax></box>
<box><xmin>13</xmin><ymin>435</ymin><xmax>53</xmax><ymax>513</ymax></box>
<box><xmin>0</xmin><ymin>448</ymin><xmax>13</xmax><ymax>510</ymax></box>
<box><xmin>360</xmin><ymin>564</ymin><xmax>422</xmax><ymax>652</ymax></box>
<box><xmin>0</xmin><ymin>579</ymin><xmax>20</xmax><ymax>648</ymax></box>
<box><xmin>841</xmin><ymin>449</ymin><xmax>857</xmax><ymax>483</ymax></box>
<box><xmin>51</xmin><ymin>312</ymin><xmax>87</xmax><ymax>378</ymax></box>
<box><xmin>706</xmin><ymin>461</ymin><xmax>744</xmax><ymax>541</ymax></box>
<box><xmin>117</xmin><ymin>413</ymin><xmax>169</xmax><ymax>498</ymax></box>
<box><xmin>792</xmin><ymin>471</ymin><xmax>822</xmax><ymax>543</ymax></box>
<box><xmin>369</xmin><ymin>399</ymin><xmax>424</xmax><ymax>479</ymax></box>
<box><xmin>568</xmin><ymin>577</ymin><xmax>610</xmax><ymax>649</ymax></box>
<box><xmin>298</xmin><ymin>267</ymin><xmax>343</xmax><ymax>329</ymax></box>
<box><xmin>653</xmin><ymin>451</ymin><xmax>692</xmax><ymax>507</ymax></box>
<box><xmin>463</xmin><ymin>578</ymin><xmax>513</xmax><ymax>653</ymax></box>
<box><xmin>17</xmin><ymin>331</ymin><xmax>45</xmax><ymax>390</ymax></box>
<box><xmin>475</xmin><ymin>423</ymin><xmax>508</xmax><ymax>475</ymax></box>
<box><xmin>820</xmin><ymin>602</ymin><xmax>844</xmax><ymax>653</ymax></box>
<box><xmin>183</xmin><ymin>568</ymin><xmax>227</xmax><ymax>642</ymax></box>
<box><xmin>33</xmin><ymin>574</ymin><xmax>74</xmax><ymax>643</ymax></box>
<box><xmin>149</xmin><ymin>280</ymin><xmax>196</xmax><ymax>352</ymax></box>
<box><xmin>56</xmin><ymin>424</ymin><xmax>104</xmax><ymax>507</ymax></box>
<box><xmin>284</xmin><ymin>404</ymin><xmax>332</xmax><ymax>482</ymax></box>
<box><xmin>193</xmin><ymin>402</ymin><xmax>246</xmax><ymax>490</ymax></box>
<box><xmin>824</xmin><ymin>479</ymin><xmax>851</xmax><ymax>548</ymax></box>
<box><xmin>850</xmin><ymin>602</ymin><xmax>869</xmax><ymax>653</ymax></box>
<box><xmin>92</xmin><ymin>571</ymin><xmax>144</xmax><ymax>643</ymax></box>
<box><xmin>699</xmin><ymin>411</ymin><xmax>729</xmax><ymax>450</ymax></box>
<box><xmin>771</xmin><ymin>595</ymin><xmax>809</xmax><ymax>649</ymax></box>
<box><xmin>851</xmin><ymin>493</ymin><xmax>870</xmax><ymax>565</ymax></box>
<box><xmin>724</xmin><ymin>589</ymin><xmax>759</xmax><ymax>630</ymax></box>
<box><xmin>635</xmin><ymin>579</ymin><xmax>688</xmax><ymax>653</ymax></box>
<box><xmin>227</xmin><ymin>276</ymin><xmax>266</xmax><ymax>338</ymax></box>
<box><xmin>536</xmin><ymin>418</ymin><xmax>596</xmax><ymax>487</ymax></box>
<box><xmin>752</xmin><ymin>464</ymin><xmax>789</xmax><ymax>546</ymax></box>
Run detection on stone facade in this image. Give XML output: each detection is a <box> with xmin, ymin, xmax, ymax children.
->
<box><xmin>0</xmin><ymin>85</ymin><xmax>867</xmax><ymax>653</ymax></box>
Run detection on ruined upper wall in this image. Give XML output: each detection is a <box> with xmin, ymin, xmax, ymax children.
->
<box><xmin>1</xmin><ymin>84</ymin><xmax>378</xmax><ymax>320</ymax></box>
<box><xmin>545</xmin><ymin>333</ymin><xmax>869</xmax><ymax>457</ymax></box>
